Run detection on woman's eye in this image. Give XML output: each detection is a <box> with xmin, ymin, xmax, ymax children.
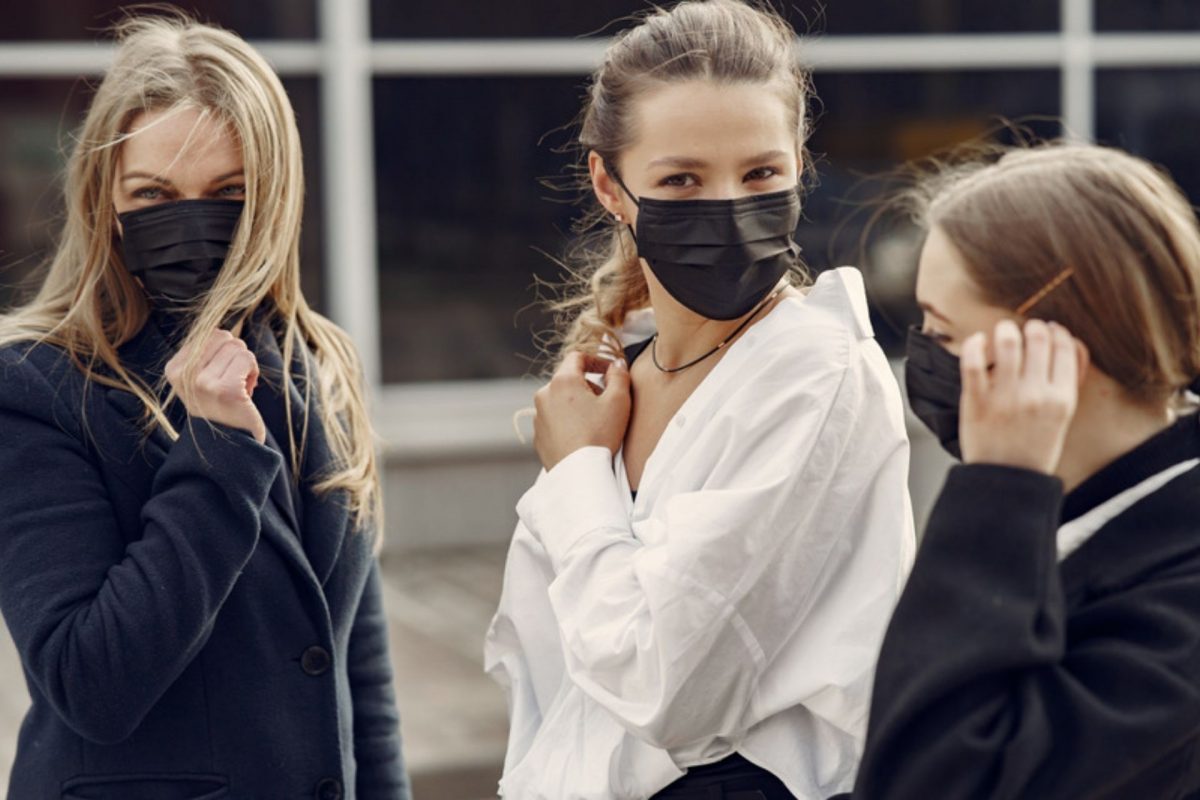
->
<box><xmin>216</xmin><ymin>184</ymin><xmax>246</xmax><ymax>198</ymax></box>
<box><xmin>132</xmin><ymin>186</ymin><xmax>163</xmax><ymax>200</ymax></box>
<box><xmin>921</xmin><ymin>323</ymin><xmax>953</xmax><ymax>344</ymax></box>
<box><xmin>658</xmin><ymin>173</ymin><xmax>697</xmax><ymax>188</ymax></box>
<box><xmin>744</xmin><ymin>167</ymin><xmax>779</xmax><ymax>182</ymax></box>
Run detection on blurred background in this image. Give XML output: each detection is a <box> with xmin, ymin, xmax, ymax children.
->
<box><xmin>0</xmin><ymin>0</ymin><xmax>1198</xmax><ymax>797</ymax></box>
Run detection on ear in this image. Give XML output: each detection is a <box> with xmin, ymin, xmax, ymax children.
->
<box><xmin>588</xmin><ymin>151</ymin><xmax>631</xmax><ymax>222</ymax></box>
<box><xmin>1075</xmin><ymin>338</ymin><xmax>1091</xmax><ymax>389</ymax></box>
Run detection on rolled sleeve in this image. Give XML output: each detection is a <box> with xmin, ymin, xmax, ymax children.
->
<box><xmin>516</xmin><ymin>446</ymin><xmax>629</xmax><ymax>572</ymax></box>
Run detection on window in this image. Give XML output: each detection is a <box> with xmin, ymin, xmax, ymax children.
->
<box><xmin>1096</xmin><ymin>69</ymin><xmax>1200</xmax><ymax>203</ymax></box>
<box><xmin>0</xmin><ymin>1</ymin><xmax>318</xmax><ymax>41</ymax></box>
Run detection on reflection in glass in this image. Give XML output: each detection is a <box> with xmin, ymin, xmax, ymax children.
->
<box><xmin>1</xmin><ymin>1</ymin><xmax>317</xmax><ymax>41</ymax></box>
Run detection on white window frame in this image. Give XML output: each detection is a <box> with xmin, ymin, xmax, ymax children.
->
<box><xmin>2</xmin><ymin>0</ymin><xmax>1199</xmax><ymax>455</ymax></box>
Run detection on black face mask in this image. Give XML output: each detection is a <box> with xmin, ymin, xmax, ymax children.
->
<box><xmin>608</xmin><ymin>164</ymin><xmax>802</xmax><ymax>320</ymax></box>
<box><xmin>118</xmin><ymin>199</ymin><xmax>244</xmax><ymax>307</ymax></box>
<box><xmin>905</xmin><ymin>325</ymin><xmax>964</xmax><ymax>460</ymax></box>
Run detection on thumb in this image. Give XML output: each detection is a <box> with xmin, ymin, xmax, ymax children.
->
<box><xmin>602</xmin><ymin>358</ymin><xmax>631</xmax><ymax>398</ymax></box>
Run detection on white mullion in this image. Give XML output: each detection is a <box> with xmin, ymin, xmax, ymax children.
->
<box><xmin>0</xmin><ymin>40</ymin><xmax>321</xmax><ymax>77</ymax></box>
<box><xmin>317</xmin><ymin>0</ymin><xmax>382</xmax><ymax>389</ymax></box>
<box><xmin>1061</xmin><ymin>0</ymin><xmax>1096</xmax><ymax>141</ymax></box>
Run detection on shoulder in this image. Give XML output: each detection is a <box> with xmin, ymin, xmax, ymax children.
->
<box><xmin>728</xmin><ymin>267</ymin><xmax>908</xmax><ymax>434</ymax></box>
<box><xmin>0</xmin><ymin>340</ymin><xmax>88</xmax><ymax>429</ymax></box>
<box><xmin>743</xmin><ymin>267</ymin><xmax>881</xmax><ymax>385</ymax></box>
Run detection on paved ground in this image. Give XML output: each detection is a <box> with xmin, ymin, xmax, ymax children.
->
<box><xmin>0</xmin><ymin>545</ymin><xmax>511</xmax><ymax>800</ymax></box>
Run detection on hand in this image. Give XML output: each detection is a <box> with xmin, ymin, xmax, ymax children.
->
<box><xmin>165</xmin><ymin>330</ymin><xmax>267</xmax><ymax>444</ymax></box>
<box><xmin>533</xmin><ymin>353</ymin><xmax>632</xmax><ymax>471</ymax></box>
<box><xmin>959</xmin><ymin>319</ymin><xmax>1086</xmax><ymax>474</ymax></box>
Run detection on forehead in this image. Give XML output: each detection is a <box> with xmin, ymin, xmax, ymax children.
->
<box><xmin>624</xmin><ymin>80</ymin><xmax>797</xmax><ymax>165</ymax></box>
<box><xmin>118</xmin><ymin>106</ymin><xmax>242</xmax><ymax>177</ymax></box>
<box><xmin>915</xmin><ymin>225</ymin><xmax>985</xmax><ymax>307</ymax></box>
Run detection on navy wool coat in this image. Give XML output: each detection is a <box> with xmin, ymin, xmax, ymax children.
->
<box><xmin>0</xmin><ymin>312</ymin><xmax>410</xmax><ymax>800</ymax></box>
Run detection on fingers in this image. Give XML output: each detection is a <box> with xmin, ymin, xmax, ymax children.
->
<box><xmin>219</xmin><ymin>349</ymin><xmax>260</xmax><ymax>396</ymax></box>
<box><xmin>1021</xmin><ymin>320</ymin><xmax>1052</xmax><ymax>382</ymax></box>
<box><xmin>555</xmin><ymin>351</ymin><xmax>587</xmax><ymax>381</ymax></box>
<box><xmin>602</xmin><ymin>358</ymin><xmax>631</xmax><ymax>399</ymax></box>
<box><xmin>960</xmin><ymin>332</ymin><xmax>989</xmax><ymax>410</ymax></box>
<box><xmin>991</xmin><ymin>319</ymin><xmax>1023</xmax><ymax>389</ymax></box>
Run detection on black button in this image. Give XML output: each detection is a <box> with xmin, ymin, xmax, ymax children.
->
<box><xmin>315</xmin><ymin>778</ymin><xmax>343</xmax><ymax>800</ymax></box>
<box><xmin>301</xmin><ymin>646</ymin><xmax>331</xmax><ymax>676</ymax></box>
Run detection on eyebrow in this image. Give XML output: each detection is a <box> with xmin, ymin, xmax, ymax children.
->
<box><xmin>918</xmin><ymin>301</ymin><xmax>951</xmax><ymax>323</ymax></box>
<box><xmin>645</xmin><ymin>150</ymin><xmax>790</xmax><ymax>171</ymax></box>
<box><xmin>120</xmin><ymin>169</ymin><xmax>245</xmax><ymax>185</ymax></box>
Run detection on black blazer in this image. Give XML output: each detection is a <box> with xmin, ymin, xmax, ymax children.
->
<box><xmin>839</xmin><ymin>414</ymin><xmax>1200</xmax><ymax>800</ymax></box>
<box><xmin>0</xmin><ymin>312</ymin><xmax>409</xmax><ymax>800</ymax></box>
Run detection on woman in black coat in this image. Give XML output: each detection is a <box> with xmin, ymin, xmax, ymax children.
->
<box><xmin>840</xmin><ymin>142</ymin><xmax>1200</xmax><ymax>799</ymax></box>
<box><xmin>0</xmin><ymin>14</ymin><xmax>408</xmax><ymax>800</ymax></box>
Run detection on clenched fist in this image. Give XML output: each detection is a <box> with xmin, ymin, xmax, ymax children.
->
<box><xmin>165</xmin><ymin>330</ymin><xmax>266</xmax><ymax>444</ymax></box>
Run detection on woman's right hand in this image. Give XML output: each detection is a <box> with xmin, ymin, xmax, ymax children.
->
<box><xmin>959</xmin><ymin>319</ymin><xmax>1086</xmax><ymax>474</ymax></box>
<box><xmin>165</xmin><ymin>330</ymin><xmax>267</xmax><ymax>444</ymax></box>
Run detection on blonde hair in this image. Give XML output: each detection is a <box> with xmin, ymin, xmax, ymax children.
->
<box><xmin>547</xmin><ymin>0</ymin><xmax>813</xmax><ymax>363</ymax></box>
<box><xmin>0</xmin><ymin>12</ymin><xmax>381</xmax><ymax>533</ymax></box>
<box><xmin>910</xmin><ymin>141</ymin><xmax>1200</xmax><ymax>405</ymax></box>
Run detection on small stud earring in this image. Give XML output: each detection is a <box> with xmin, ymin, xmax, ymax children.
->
<box><xmin>614</xmin><ymin>212</ymin><xmax>625</xmax><ymax>223</ymax></box>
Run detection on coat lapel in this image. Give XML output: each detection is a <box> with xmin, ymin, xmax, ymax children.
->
<box><xmin>245</xmin><ymin>318</ymin><xmax>350</xmax><ymax>588</ymax></box>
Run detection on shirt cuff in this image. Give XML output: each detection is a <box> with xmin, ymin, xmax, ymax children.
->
<box><xmin>516</xmin><ymin>446</ymin><xmax>629</xmax><ymax>571</ymax></box>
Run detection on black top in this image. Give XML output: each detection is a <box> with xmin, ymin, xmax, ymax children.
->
<box><xmin>625</xmin><ymin>338</ymin><xmax>653</xmax><ymax>504</ymax></box>
<box><xmin>839</xmin><ymin>412</ymin><xmax>1200</xmax><ymax>800</ymax></box>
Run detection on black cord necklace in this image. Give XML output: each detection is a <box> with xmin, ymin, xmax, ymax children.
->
<box><xmin>650</xmin><ymin>284</ymin><xmax>789</xmax><ymax>374</ymax></box>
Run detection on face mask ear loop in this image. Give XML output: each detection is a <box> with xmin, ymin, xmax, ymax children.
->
<box><xmin>603</xmin><ymin>158</ymin><xmax>641</xmax><ymax>209</ymax></box>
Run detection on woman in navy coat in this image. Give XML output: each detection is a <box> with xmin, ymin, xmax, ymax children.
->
<box><xmin>0</xmin><ymin>13</ymin><xmax>409</xmax><ymax>800</ymax></box>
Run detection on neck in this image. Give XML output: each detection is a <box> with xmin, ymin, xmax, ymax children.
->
<box><xmin>647</xmin><ymin>280</ymin><xmax>785</xmax><ymax>371</ymax></box>
<box><xmin>1055</xmin><ymin>378</ymin><xmax>1174</xmax><ymax>493</ymax></box>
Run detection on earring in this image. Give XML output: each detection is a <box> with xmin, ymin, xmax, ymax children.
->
<box><xmin>614</xmin><ymin>212</ymin><xmax>625</xmax><ymax>223</ymax></box>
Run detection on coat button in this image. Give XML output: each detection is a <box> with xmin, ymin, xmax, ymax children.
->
<box><xmin>315</xmin><ymin>778</ymin><xmax>343</xmax><ymax>800</ymax></box>
<box><xmin>301</xmin><ymin>645</ymin><xmax>331</xmax><ymax>676</ymax></box>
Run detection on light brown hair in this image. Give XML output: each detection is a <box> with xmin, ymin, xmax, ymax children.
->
<box><xmin>0</xmin><ymin>12</ymin><xmax>381</xmax><ymax>533</ymax></box>
<box><xmin>547</xmin><ymin>0</ymin><xmax>813</xmax><ymax>363</ymax></box>
<box><xmin>911</xmin><ymin>141</ymin><xmax>1200</xmax><ymax>404</ymax></box>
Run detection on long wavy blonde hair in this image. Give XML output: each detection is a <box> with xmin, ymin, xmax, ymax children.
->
<box><xmin>547</xmin><ymin>0</ymin><xmax>814</xmax><ymax>363</ymax></box>
<box><xmin>0</xmin><ymin>12</ymin><xmax>380</xmax><ymax>533</ymax></box>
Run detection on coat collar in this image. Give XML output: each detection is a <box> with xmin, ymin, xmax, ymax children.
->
<box><xmin>1060</xmin><ymin>413</ymin><xmax>1200</xmax><ymax>600</ymax></box>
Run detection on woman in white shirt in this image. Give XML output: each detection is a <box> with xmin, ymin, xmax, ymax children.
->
<box><xmin>485</xmin><ymin>2</ymin><xmax>914</xmax><ymax>797</ymax></box>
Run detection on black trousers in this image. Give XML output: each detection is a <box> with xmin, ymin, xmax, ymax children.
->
<box><xmin>650</xmin><ymin>754</ymin><xmax>796</xmax><ymax>800</ymax></box>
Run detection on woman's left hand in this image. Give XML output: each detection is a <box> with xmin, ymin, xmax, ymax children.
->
<box><xmin>533</xmin><ymin>353</ymin><xmax>632</xmax><ymax>471</ymax></box>
<box><xmin>959</xmin><ymin>319</ymin><xmax>1086</xmax><ymax>474</ymax></box>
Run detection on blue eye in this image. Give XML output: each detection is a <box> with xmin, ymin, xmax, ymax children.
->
<box><xmin>216</xmin><ymin>184</ymin><xmax>246</xmax><ymax>198</ymax></box>
<box><xmin>132</xmin><ymin>186</ymin><xmax>163</xmax><ymax>200</ymax></box>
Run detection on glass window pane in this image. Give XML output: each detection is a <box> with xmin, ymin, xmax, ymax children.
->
<box><xmin>803</xmin><ymin>70</ymin><xmax>1061</xmax><ymax>354</ymax></box>
<box><xmin>371</xmin><ymin>0</ymin><xmax>1057</xmax><ymax>39</ymax></box>
<box><xmin>373</xmin><ymin>76</ymin><xmax>580</xmax><ymax>383</ymax></box>
<box><xmin>373</xmin><ymin>70</ymin><xmax>1061</xmax><ymax>383</ymax></box>
<box><xmin>2</xmin><ymin>1</ymin><xmax>317</xmax><ymax>41</ymax></box>
<box><xmin>1096</xmin><ymin>69</ymin><xmax>1200</xmax><ymax>205</ymax></box>
<box><xmin>0</xmin><ymin>78</ymin><xmax>327</xmax><ymax>315</ymax></box>
<box><xmin>1096</xmin><ymin>1</ymin><xmax>1200</xmax><ymax>32</ymax></box>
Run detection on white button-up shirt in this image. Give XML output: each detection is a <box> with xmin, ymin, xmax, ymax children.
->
<box><xmin>484</xmin><ymin>267</ymin><xmax>915</xmax><ymax>799</ymax></box>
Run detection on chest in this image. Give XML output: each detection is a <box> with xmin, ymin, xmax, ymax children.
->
<box><xmin>622</xmin><ymin>360</ymin><xmax>717</xmax><ymax>492</ymax></box>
